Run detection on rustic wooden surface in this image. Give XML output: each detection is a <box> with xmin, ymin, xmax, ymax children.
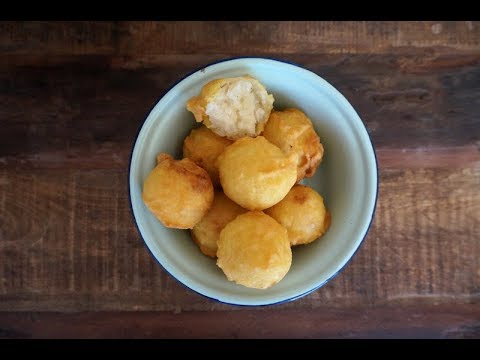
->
<box><xmin>0</xmin><ymin>21</ymin><xmax>479</xmax><ymax>338</ymax></box>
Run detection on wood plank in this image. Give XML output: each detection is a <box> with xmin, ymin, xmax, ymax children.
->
<box><xmin>1</xmin><ymin>22</ymin><xmax>479</xmax><ymax>58</ymax></box>
<box><xmin>0</xmin><ymin>166</ymin><xmax>478</xmax><ymax>311</ymax></box>
<box><xmin>377</xmin><ymin>146</ymin><xmax>480</xmax><ymax>169</ymax></box>
<box><xmin>115</xmin><ymin>21</ymin><xmax>480</xmax><ymax>58</ymax></box>
<box><xmin>0</xmin><ymin>305</ymin><xmax>479</xmax><ymax>338</ymax></box>
<box><xmin>1</xmin><ymin>54</ymin><xmax>479</xmax><ymax>170</ymax></box>
<box><xmin>0</xmin><ymin>21</ymin><xmax>117</xmax><ymax>56</ymax></box>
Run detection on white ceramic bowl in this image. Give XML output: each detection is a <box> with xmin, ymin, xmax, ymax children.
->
<box><xmin>129</xmin><ymin>58</ymin><xmax>378</xmax><ymax>306</ymax></box>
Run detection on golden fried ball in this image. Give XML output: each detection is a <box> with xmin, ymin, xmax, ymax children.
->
<box><xmin>217</xmin><ymin>136</ymin><xmax>297</xmax><ymax>211</ymax></box>
<box><xmin>217</xmin><ymin>211</ymin><xmax>292</xmax><ymax>289</ymax></box>
<box><xmin>191</xmin><ymin>191</ymin><xmax>247</xmax><ymax>258</ymax></box>
<box><xmin>262</xmin><ymin>108</ymin><xmax>324</xmax><ymax>182</ymax></box>
<box><xmin>265</xmin><ymin>184</ymin><xmax>331</xmax><ymax>246</ymax></box>
<box><xmin>186</xmin><ymin>76</ymin><xmax>274</xmax><ymax>140</ymax></box>
<box><xmin>142</xmin><ymin>153</ymin><xmax>214</xmax><ymax>229</ymax></box>
<box><xmin>182</xmin><ymin>126</ymin><xmax>233</xmax><ymax>187</ymax></box>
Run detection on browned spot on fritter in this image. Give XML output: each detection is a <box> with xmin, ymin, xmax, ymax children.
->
<box><xmin>190</xmin><ymin>173</ymin><xmax>212</xmax><ymax>192</ymax></box>
<box><xmin>156</xmin><ymin>152</ymin><xmax>173</xmax><ymax>165</ymax></box>
<box><xmin>159</xmin><ymin>156</ymin><xmax>213</xmax><ymax>193</ymax></box>
<box><xmin>293</xmin><ymin>191</ymin><xmax>308</xmax><ymax>204</ymax></box>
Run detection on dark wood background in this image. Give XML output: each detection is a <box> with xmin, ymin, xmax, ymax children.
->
<box><xmin>0</xmin><ymin>21</ymin><xmax>479</xmax><ymax>338</ymax></box>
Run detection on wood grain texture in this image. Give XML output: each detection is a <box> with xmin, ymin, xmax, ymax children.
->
<box><xmin>1</xmin><ymin>21</ymin><xmax>479</xmax><ymax>58</ymax></box>
<box><xmin>1</xmin><ymin>52</ymin><xmax>479</xmax><ymax>167</ymax></box>
<box><xmin>0</xmin><ymin>305</ymin><xmax>479</xmax><ymax>338</ymax></box>
<box><xmin>0</xmin><ymin>21</ymin><xmax>479</xmax><ymax>338</ymax></box>
<box><xmin>0</xmin><ymin>166</ymin><xmax>478</xmax><ymax>311</ymax></box>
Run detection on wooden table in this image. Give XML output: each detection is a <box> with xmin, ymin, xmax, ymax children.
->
<box><xmin>0</xmin><ymin>21</ymin><xmax>479</xmax><ymax>339</ymax></box>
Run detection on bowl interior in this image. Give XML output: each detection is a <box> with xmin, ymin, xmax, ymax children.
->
<box><xmin>129</xmin><ymin>58</ymin><xmax>378</xmax><ymax>305</ymax></box>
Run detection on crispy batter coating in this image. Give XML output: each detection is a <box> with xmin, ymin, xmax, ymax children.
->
<box><xmin>142</xmin><ymin>153</ymin><xmax>214</xmax><ymax>229</ymax></box>
<box><xmin>217</xmin><ymin>136</ymin><xmax>297</xmax><ymax>211</ymax></box>
<box><xmin>191</xmin><ymin>191</ymin><xmax>247</xmax><ymax>258</ymax></box>
<box><xmin>182</xmin><ymin>126</ymin><xmax>233</xmax><ymax>187</ymax></box>
<box><xmin>186</xmin><ymin>76</ymin><xmax>274</xmax><ymax>140</ymax></box>
<box><xmin>262</xmin><ymin>108</ymin><xmax>324</xmax><ymax>182</ymax></box>
<box><xmin>217</xmin><ymin>211</ymin><xmax>292</xmax><ymax>289</ymax></box>
<box><xmin>265</xmin><ymin>185</ymin><xmax>331</xmax><ymax>246</ymax></box>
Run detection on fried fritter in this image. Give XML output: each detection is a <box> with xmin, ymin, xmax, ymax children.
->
<box><xmin>186</xmin><ymin>76</ymin><xmax>274</xmax><ymax>140</ymax></box>
<box><xmin>217</xmin><ymin>136</ymin><xmax>297</xmax><ymax>211</ymax></box>
<box><xmin>262</xmin><ymin>108</ymin><xmax>324</xmax><ymax>182</ymax></box>
<box><xmin>191</xmin><ymin>191</ymin><xmax>247</xmax><ymax>258</ymax></box>
<box><xmin>183</xmin><ymin>126</ymin><xmax>233</xmax><ymax>187</ymax></box>
<box><xmin>217</xmin><ymin>211</ymin><xmax>292</xmax><ymax>289</ymax></box>
<box><xmin>142</xmin><ymin>153</ymin><xmax>214</xmax><ymax>229</ymax></box>
<box><xmin>265</xmin><ymin>184</ymin><xmax>330</xmax><ymax>246</ymax></box>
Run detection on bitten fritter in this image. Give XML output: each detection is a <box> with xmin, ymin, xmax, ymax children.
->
<box><xmin>186</xmin><ymin>76</ymin><xmax>274</xmax><ymax>140</ymax></box>
<box><xmin>262</xmin><ymin>108</ymin><xmax>324</xmax><ymax>182</ymax></box>
<box><xmin>191</xmin><ymin>191</ymin><xmax>247</xmax><ymax>258</ymax></box>
<box><xmin>265</xmin><ymin>185</ymin><xmax>331</xmax><ymax>246</ymax></box>
<box><xmin>217</xmin><ymin>136</ymin><xmax>297</xmax><ymax>211</ymax></box>
<box><xmin>183</xmin><ymin>126</ymin><xmax>233</xmax><ymax>187</ymax></box>
<box><xmin>142</xmin><ymin>153</ymin><xmax>214</xmax><ymax>229</ymax></box>
<box><xmin>217</xmin><ymin>211</ymin><xmax>292</xmax><ymax>289</ymax></box>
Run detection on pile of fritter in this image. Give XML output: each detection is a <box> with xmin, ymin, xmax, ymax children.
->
<box><xmin>142</xmin><ymin>75</ymin><xmax>330</xmax><ymax>289</ymax></box>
